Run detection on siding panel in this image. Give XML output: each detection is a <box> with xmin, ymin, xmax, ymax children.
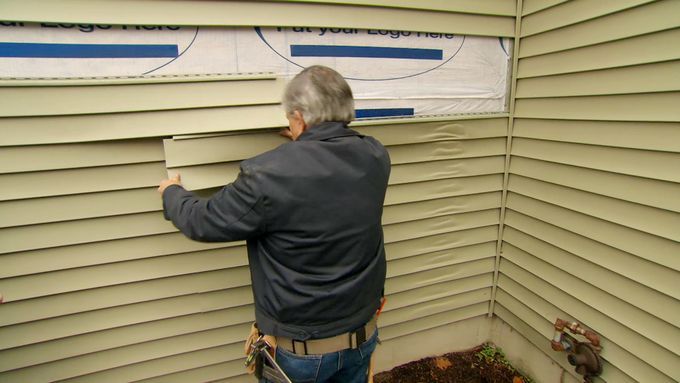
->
<box><xmin>382</xmin><ymin>192</ymin><xmax>502</xmax><ymax>225</ymax></box>
<box><xmin>508</xmin><ymin>175</ymin><xmax>680</xmax><ymax>241</ymax></box>
<box><xmin>514</xmin><ymin>92</ymin><xmax>680</xmax><ymax>121</ymax></box>
<box><xmin>512</xmin><ymin>119</ymin><xmax>680</xmax><ymax>152</ymax></box>
<box><xmin>520</xmin><ymin>0</ymin><xmax>654</xmax><ymax>37</ymax></box>
<box><xmin>0</xmin><ymin>140</ymin><xmax>164</xmax><ymax>173</ymax></box>
<box><xmin>510</xmin><ymin>156</ymin><xmax>680</xmax><ymax>212</ymax></box>
<box><xmin>0</xmin><ymin>77</ymin><xmax>284</xmax><ymax>117</ymax></box>
<box><xmin>520</xmin><ymin>0</ymin><xmax>680</xmax><ymax>57</ymax></box>
<box><xmin>506</xmin><ymin>192</ymin><xmax>679</xmax><ymax>270</ymax></box>
<box><xmin>0</xmin><ymin>188</ymin><xmax>162</xmax><ymax>228</ymax></box>
<box><xmin>504</xmin><ymin>210</ymin><xmax>679</xmax><ymax>300</ymax></box>
<box><xmin>515</xmin><ymin>61</ymin><xmax>680</xmax><ymax>98</ymax></box>
<box><xmin>269</xmin><ymin>0</ymin><xmax>517</xmax><ymax>16</ymax></box>
<box><xmin>517</xmin><ymin>28</ymin><xmax>680</xmax><ymax>78</ymax></box>
<box><xmin>0</xmin><ymin>104</ymin><xmax>288</xmax><ymax>146</ymax></box>
<box><xmin>0</xmin><ymin>162</ymin><xmax>167</xmax><ymax>201</ymax></box>
<box><xmin>511</xmin><ymin>138</ymin><xmax>680</xmax><ymax>181</ymax></box>
<box><xmin>1</xmin><ymin>0</ymin><xmax>516</xmax><ymax>37</ymax></box>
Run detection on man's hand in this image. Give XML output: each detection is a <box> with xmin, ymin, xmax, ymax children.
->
<box><xmin>158</xmin><ymin>173</ymin><xmax>182</xmax><ymax>194</ymax></box>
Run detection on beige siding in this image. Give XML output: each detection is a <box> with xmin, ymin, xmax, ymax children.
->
<box><xmin>495</xmin><ymin>2</ymin><xmax>680</xmax><ymax>383</ymax></box>
<box><xmin>0</xmin><ymin>75</ymin><xmax>284</xmax><ymax>117</ymax></box>
<box><xmin>0</xmin><ymin>1</ymin><xmax>515</xmax><ymax>381</ymax></box>
<box><xmin>1</xmin><ymin>0</ymin><xmax>516</xmax><ymax>37</ymax></box>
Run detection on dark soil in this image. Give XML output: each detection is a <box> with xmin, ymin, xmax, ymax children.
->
<box><xmin>374</xmin><ymin>344</ymin><xmax>531</xmax><ymax>383</ymax></box>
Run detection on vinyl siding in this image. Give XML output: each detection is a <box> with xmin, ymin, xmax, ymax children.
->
<box><xmin>0</xmin><ymin>1</ymin><xmax>514</xmax><ymax>381</ymax></box>
<box><xmin>494</xmin><ymin>1</ymin><xmax>680</xmax><ymax>383</ymax></box>
<box><xmin>0</xmin><ymin>0</ymin><xmax>516</xmax><ymax>37</ymax></box>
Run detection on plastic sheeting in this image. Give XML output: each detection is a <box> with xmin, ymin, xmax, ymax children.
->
<box><xmin>0</xmin><ymin>23</ymin><xmax>512</xmax><ymax>115</ymax></box>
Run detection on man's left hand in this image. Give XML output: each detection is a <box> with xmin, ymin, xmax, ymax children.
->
<box><xmin>158</xmin><ymin>173</ymin><xmax>182</xmax><ymax>194</ymax></box>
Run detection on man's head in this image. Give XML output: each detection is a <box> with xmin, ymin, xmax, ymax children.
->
<box><xmin>282</xmin><ymin>65</ymin><xmax>355</xmax><ymax>139</ymax></box>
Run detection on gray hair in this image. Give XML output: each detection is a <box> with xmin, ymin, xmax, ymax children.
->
<box><xmin>282</xmin><ymin>65</ymin><xmax>355</xmax><ymax>127</ymax></box>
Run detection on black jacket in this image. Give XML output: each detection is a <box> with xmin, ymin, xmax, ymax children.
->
<box><xmin>163</xmin><ymin>122</ymin><xmax>390</xmax><ymax>340</ymax></box>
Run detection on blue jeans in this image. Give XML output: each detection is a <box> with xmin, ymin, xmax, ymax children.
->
<box><xmin>262</xmin><ymin>330</ymin><xmax>379</xmax><ymax>383</ymax></box>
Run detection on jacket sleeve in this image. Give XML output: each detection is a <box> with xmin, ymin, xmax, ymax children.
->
<box><xmin>162</xmin><ymin>166</ymin><xmax>265</xmax><ymax>242</ymax></box>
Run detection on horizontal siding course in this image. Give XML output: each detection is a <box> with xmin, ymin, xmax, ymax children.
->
<box><xmin>0</xmin><ymin>104</ymin><xmax>288</xmax><ymax>146</ymax></box>
<box><xmin>511</xmin><ymin>138</ymin><xmax>680</xmax><ymax>181</ymax></box>
<box><xmin>0</xmin><ymin>77</ymin><xmax>284</xmax><ymax>117</ymax></box>
<box><xmin>517</xmin><ymin>28</ymin><xmax>680</xmax><ymax>78</ymax></box>
<box><xmin>105</xmin><ymin>350</ymin><xmax>248</xmax><ymax>383</ymax></box>
<box><xmin>0</xmin><ymin>188</ymin><xmax>162</xmax><ymax>228</ymax></box>
<box><xmin>506</xmin><ymin>192</ymin><xmax>679</xmax><ymax>270</ymax></box>
<box><xmin>387</xmin><ymin>244</ymin><xmax>496</xmax><ymax>279</ymax></box>
<box><xmin>383</xmin><ymin>209</ymin><xmax>500</xmax><ymax>244</ymax></box>
<box><xmin>0</xmin><ymin>139</ymin><xmax>164</xmax><ymax>173</ymax></box>
<box><xmin>509</xmin><ymin>156</ymin><xmax>680</xmax><ymax>213</ymax></box>
<box><xmin>0</xmin><ymin>324</ymin><xmax>251</xmax><ymax>382</ymax></box>
<box><xmin>170</xmin><ymin>155</ymin><xmax>506</xmax><ymax>191</ymax></box>
<box><xmin>379</xmin><ymin>305</ymin><xmax>489</xmax><ymax>341</ymax></box>
<box><xmin>504</xmin><ymin>209</ymin><xmax>680</xmax><ymax>301</ymax></box>
<box><xmin>382</xmin><ymin>192</ymin><xmax>502</xmax><ymax>225</ymax></box>
<box><xmin>520</xmin><ymin>0</ymin><xmax>680</xmax><ymax>57</ymax></box>
<box><xmin>0</xmin><ymin>233</ymin><xmax>240</xmax><ymax>279</ymax></box>
<box><xmin>268</xmin><ymin>0</ymin><xmax>517</xmax><ymax>16</ymax></box>
<box><xmin>508</xmin><ymin>175</ymin><xmax>680</xmax><ymax>241</ymax></box>
<box><xmin>516</xmin><ymin>60</ymin><xmax>680</xmax><ymax>98</ymax></box>
<box><xmin>520</xmin><ymin>0</ymin><xmax>653</xmax><ymax>37</ymax></box>
<box><xmin>164</xmin><ymin>118</ymin><xmax>509</xmax><ymax>166</ymax></box>
<box><xmin>384</xmin><ymin>275</ymin><xmax>493</xmax><ymax>312</ymax></box>
<box><xmin>385</xmin><ymin>227</ymin><xmax>498</xmax><ymax>261</ymax></box>
<box><xmin>0</xmin><ymin>305</ymin><xmax>255</xmax><ymax>370</ymax></box>
<box><xmin>512</xmin><ymin>119</ymin><xmax>680</xmax><ymax>152</ymax></box>
<box><xmin>514</xmin><ymin>92</ymin><xmax>680</xmax><ymax>121</ymax></box>
<box><xmin>1</xmin><ymin>0</ymin><xmax>515</xmax><ymax>37</ymax></box>
<box><xmin>385</xmin><ymin>174</ymin><xmax>504</xmax><ymax>205</ymax></box>
<box><xmin>0</xmin><ymin>162</ymin><xmax>167</xmax><ymax>201</ymax></box>
<box><xmin>380</xmin><ymin>288</ymin><xmax>492</xmax><ymax>328</ymax></box>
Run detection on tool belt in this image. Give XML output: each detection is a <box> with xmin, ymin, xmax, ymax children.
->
<box><xmin>275</xmin><ymin>315</ymin><xmax>378</xmax><ymax>356</ymax></box>
<box><xmin>245</xmin><ymin>323</ymin><xmax>292</xmax><ymax>383</ymax></box>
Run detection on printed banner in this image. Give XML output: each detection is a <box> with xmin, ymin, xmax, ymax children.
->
<box><xmin>0</xmin><ymin>22</ymin><xmax>512</xmax><ymax>116</ymax></box>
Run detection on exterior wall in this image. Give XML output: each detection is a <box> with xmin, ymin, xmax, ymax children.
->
<box><xmin>0</xmin><ymin>1</ymin><xmax>515</xmax><ymax>382</ymax></box>
<box><xmin>494</xmin><ymin>0</ymin><xmax>680</xmax><ymax>382</ymax></box>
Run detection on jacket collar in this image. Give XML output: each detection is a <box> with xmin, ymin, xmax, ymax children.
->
<box><xmin>297</xmin><ymin>121</ymin><xmax>362</xmax><ymax>142</ymax></box>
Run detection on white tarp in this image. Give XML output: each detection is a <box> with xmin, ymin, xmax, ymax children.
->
<box><xmin>0</xmin><ymin>22</ymin><xmax>512</xmax><ymax>116</ymax></box>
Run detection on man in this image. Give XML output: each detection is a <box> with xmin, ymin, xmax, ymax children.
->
<box><xmin>159</xmin><ymin>65</ymin><xmax>391</xmax><ymax>382</ymax></box>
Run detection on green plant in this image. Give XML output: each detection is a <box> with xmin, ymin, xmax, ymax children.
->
<box><xmin>475</xmin><ymin>343</ymin><xmax>535</xmax><ymax>383</ymax></box>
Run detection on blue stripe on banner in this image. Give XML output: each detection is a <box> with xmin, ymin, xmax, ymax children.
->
<box><xmin>355</xmin><ymin>108</ymin><xmax>415</xmax><ymax>118</ymax></box>
<box><xmin>291</xmin><ymin>45</ymin><xmax>442</xmax><ymax>60</ymax></box>
<box><xmin>0</xmin><ymin>42</ymin><xmax>179</xmax><ymax>58</ymax></box>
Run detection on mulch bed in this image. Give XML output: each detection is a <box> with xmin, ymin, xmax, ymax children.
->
<box><xmin>373</xmin><ymin>344</ymin><xmax>532</xmax><ymax>383</ymax></box>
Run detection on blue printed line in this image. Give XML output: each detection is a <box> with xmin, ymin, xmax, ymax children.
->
<box><xmin>0</xmin><ymin>42</ymin><xmax>178</xmax><ymax>58</ymax></box>
<box><xmin>291</xmin><ymin>45</ymin><xmax>442</xmax><ymax>60</ymax></box>
<box><xmin>356</xmin><ymin>108</ymin><xmax>415</xmax><ymax>118</ymax></box>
